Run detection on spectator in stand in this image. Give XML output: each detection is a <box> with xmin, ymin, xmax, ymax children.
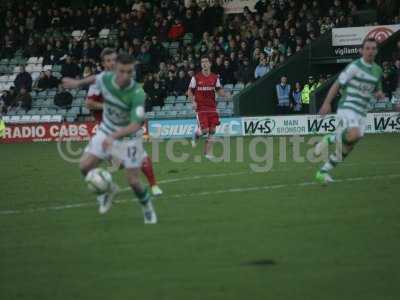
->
<box><xmin>1</xmin><ymin>87</ymin><xmax>16</xmax><ymax>113</ymax></box>
<box><xmin>42</xmin><ymin>44</ymin><xmax>56</xmax><ymax>66</ymax></box>
<box><xmin>0</xmin><ymin>97</ymin><xmax>5</xmax><ymax>114</ymax></box>
<box><xmin>23</xmin><ymin>38</ymin><xmax>40</xmax><ymax>58</ymax></box>
<box><xmin>382</xmin><ymin>61</ymin><xmax>396</xmax><ymax>98</ymax></box>
<box><xmin>165</xmin><ymin>71</ymin><xmax>177</xmax><ymax>96</ymax></box>
<box><xmin>174</xmin><ymin>70</ymin><xmax>190</xmax><ymax>96</ymax></box>
<box><xmin>276</xmin><ymin>76</ymin><xmax>291</xmax><ymax>114</ymax></box>
<box><xmin>254</xmin><ymin>57</ymin><xmax>269</xmax><ymax>79</ymax></box>
<box><xmin>147</xmin><ymin>81</ymin><xmax>166</xmax><ymax>108</ymax></box>
<box><xmin>149</xmin><ymin>36</ymin><xmax>167</xmax><ymax>67</ymax></box>
<box><xmin>34</xmin><ymin>70</ymin><xmax>59</xmax><ymax>91</ymax></box>
<box><xmin>394</xmin><ymin>59</ymin><xmax>400</xmax><ymax>87</ymax></box>
<box><xmin>212</xmin><ymin>57</ymin><xmax>224</xmax><ymax>76</ymax></box>
<box><xmin>236</xmin><ymin>57</ymin><xmax>254</xmax><ymax>84</ymax></box>
<box><xmin>83</xmin><ymin>66</ymin><xmax>95</xmax><ymax>78</ymax></box>
<box><xmin>137</xmin><ymin>44</ymin><xmax>152</xmax><ymax>74</ymax></box>
<box><xmin>14</xmin><ymin>65</ymin><xmax>33</xmax><ymax>92</ymax></box>
<box><xmin>143</xmin><ymin>73</ymin><xmax>155</xmax><ymax>95</ymax></box>
<box><xmin>291</xmin><ymin>81</ymin><xmax>303</xmax><ymax>114</ymax></box>
<box><xmin>54</xmin><ymin>84</ymin><xmax>73</xmax><ymax>108</ymax></box>
<box><xmin>220</xmin><ymin>59</ymin><xmax>236</xmax><ymax>85</ymax></box>
<box><xmin>61</xmin><ymin>56</ymin><xmax>81</xmax><ymax>78</ymax></box>
<box><xmin>15</xmin><ymin>87</ymin><xmax>32</xmax><ymax>111</ymax></box>
<box><xmin>87</xmin><ymin>39</ymin><xmax>101</xmax><ymax>61</ymax></box>
<box><xmin>315</xmin><ymin>75</ymin><xmax>326</xmax><ymax>89</ymax></box>
<box><xmin>168</xmin><ymin>19</ymin><xmax>185</xmax><ymax>41</ymax></box>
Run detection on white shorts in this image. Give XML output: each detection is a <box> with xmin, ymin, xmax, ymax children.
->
<box><xmin>85</xmin><ymin>130</ymin><xmax>146</xmax><ymax>169</ymax></box>
<box><xmin>336</xmin><ymin>108</ymin><xmax>366</xmax><ymax>138</ymax></box>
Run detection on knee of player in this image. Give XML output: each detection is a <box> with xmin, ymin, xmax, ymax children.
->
<box><xmin>79</xmin><ymin>160</ymin><xmax>92</xmax><ymax>176</ymax></box>
<box><xmin>127</xmin><ymin>173</ymin><xmax>141</xmax><ymax>187</ymax></box>
<box><xmin>346</xmin><ymin>128</ymin><xmax>362</xmax><ymax>143</ymax></box>
<box><xmin>201</xmin><ymin>128</ymin><xmax>209</xmax><ymax>135</ymax></box>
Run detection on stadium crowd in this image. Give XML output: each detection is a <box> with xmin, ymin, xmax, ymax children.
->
<box><xmin>1</xmin><ymin>0</ymin><xmax>400</xmax><ymax>114</ymax></box>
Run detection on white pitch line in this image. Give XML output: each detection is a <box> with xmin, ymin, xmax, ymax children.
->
<box><xmin>156</xmin><ymin>170</ymin><xmax>249</xmax><ymax>184</ymax></box>
<box><xmin>1</xmin><ymin>173</ymin><xmax>399</xmax><ymax>216</ymax></box>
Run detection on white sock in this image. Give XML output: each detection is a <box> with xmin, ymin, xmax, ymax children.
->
<box><xmin>321</xmin><ymin>154</ymin><xmax>339</xmax><ymax>172</ymax></box>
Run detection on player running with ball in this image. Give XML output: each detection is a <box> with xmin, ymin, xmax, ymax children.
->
<box><xmin>314</xmin><ymin>38</ymin><xmax>388</xmax><ymax>184</ymax></box>
<box><xmin>86</xmin><ymin>48</ymin><xmax>162</xmax><ymax>197</ymax></box>
<box><xmin>188</xmin><ymin>56</ymin><xmax>226</xmax><ymax>160</ymax></box>
<box><xmin>63</xmin><ymin>54</ymin><xmax>157</xmax><ymax>224</ymax></box>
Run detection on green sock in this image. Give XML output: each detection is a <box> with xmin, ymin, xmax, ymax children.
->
<box><xmin>327</xmin><ymin>134</ymin><xmax>336</xmax><ymax>145</ymax></box>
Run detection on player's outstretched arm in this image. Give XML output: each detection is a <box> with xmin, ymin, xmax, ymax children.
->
<box><xmin>217</xmin><ymin>87</ymin><xmax>226</xmax><ymax>97</ymax></box>
<box><xmin>187</xmin><ymin>88</ymin><xmax>196</xmax><ymax>110</ymax></box>
<box><xmin>62</xmin><ymin>75</ymin><xmax>96</xmax><ymax>89</ymax></box>
<box><xmin>319</xmin><ymin>82</ymin><xmax>340</xmax><ymax>115</ymax></box>
<box><xmin>86</xmin><ymin>98</ymin><xmax>103</xmax><ymax>110</ymax></box>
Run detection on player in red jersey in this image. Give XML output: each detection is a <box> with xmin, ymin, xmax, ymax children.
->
<box><xmin>187</xmin><ymin>56</ymin><xmax>226</xmax><ymax>159</ymax></box>
<box><xmin>86</xmin><ymin>48</ymin><xmax>162</xmax><ymax>196</ymax></box>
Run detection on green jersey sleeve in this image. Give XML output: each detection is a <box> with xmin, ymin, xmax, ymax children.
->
<box><xmin>337</xmin><ymin>63</ymin><xmax>357</xmax><ymax>87</ymax></box>
<box><xmin>130</xmin><ymin>87</ymin><xmax>146</xmax><ymax>123</ymax></box>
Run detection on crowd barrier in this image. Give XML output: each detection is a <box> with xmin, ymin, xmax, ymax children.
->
<box><xmin>1</xmin><ymin>112</ymin><xmax>399</xmax><ymax>143</ymax></box>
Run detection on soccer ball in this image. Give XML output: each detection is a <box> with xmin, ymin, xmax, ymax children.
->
<box><xmin>85</xmin><ymin>168</ymin><xmax>113</xmax><ymax>194</ymax></box>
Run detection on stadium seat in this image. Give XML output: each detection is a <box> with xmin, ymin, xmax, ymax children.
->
<box><xmin>80</xmin><ymin>107</ymin><xmax>90</xmax><ymax>115</ymax></box>
<box><xmin>42</xmin><ymin>65</ymin><xmax>52</xmax><ymax>72</ymax></box>
<box><xmin>155</xmin><ymin>111</ymin><xmax>167</xmax><ymax>118</ymax></box>
<box><xmin>72</xmin><ymin>30</ymin><xmax>85</xmax><ymax>41</ymax></box>
<box><xmin>146</xmin><ymin>111</ymin><xmax>155</xmax><ymax>119</ymax></box>
<box><xmin>10</xmin><ymin>116</ymin><xmax>21</xmax><ymax>123</ymax></box>
<box><xmin>31</xmin><ymin>115</ymin><xmax>41</xmax><ymax>122</ymax></box>
<box><xmin>56</xmin><ymin>109</ymin><xmax>67</xmax><ymax>116</ymax></box>
<box><xmin>27</xmin><ymin>57</ymin><xmax>38</xmax><ymax>64</ymax></box>
<box><xmin>16</xmin><ymin>109</ymin><xmax>26</xmax><ymax>116</ymax></box>
<box><xmin>53</xmin><ymin>65</ymin><xmax>62</xmax><ymax>72</ymax></box>
<box><xmin>77</xmin><ymin>90</ymin><xmax>87</xmax><ymax>97</ymax></box>
<box><xmin>40</xmin><ymin>115</ymin><xmax>51</xmax><ymax>122</ymax></box>
<box><xmin>224</xmin><ymin>84</ymin><xmax>233</xmax><ymax>92</ymax></box>
<box><xmin>152</xmin><ymin>106</ymin><xmax>161</xmax><ymax>112</ymax></box>
<box><xmin>99</xmin><ymin>28</ymin><xmax>110</xmax><ymax>39</ymax></box>
<box><xmin>165</xmin><ymin>111</ymin><xmax>177</xmax><ymax>118</ymax></box>
<box><xmin>165</xmin><ymin>96</ymin><xmax>176</xmax><ymax>104</ymax></box>
<box><xmin>217</xmin><ymin>102</ymin><xmax>227</xmax><ymax>109</ymax></box>
<box><xmin>234</xmin><ymin>83</ymin><xmax>244</xmax><ymax>90</ymax></box>
<box><xmin>20</xmin><ymin>115</ymin><xmax>32</xmax><ymax>123</ymax></box>
<box><xmin>47</xmin><ymin>89</ymin><xmax>57</xmax><ymax>97</ymax></box>
<box><xmin>50</xmin><ymin>115</ymin><xmax>63</xmax><ymax>122</ymax></box>
<box><xmin>27</xmin><ymin>109</ymin><xmax>39</xmax><ymax>115</ymax></box>
<box><xmin>162</xmin><ymin>104</ymin><xmax>173</xmax><ymax>111</ymax></box>
<box><xmin>176</xmin><ymin>95</ymin><xmax>187</xmax><ymax>102</ymax></box>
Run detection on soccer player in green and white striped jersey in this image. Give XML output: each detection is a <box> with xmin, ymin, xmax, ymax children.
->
<box><xmin>314</xmin><ymin>38</ymin><xmax>385</xmax><ymax>184</ymax></box>
<box><xmin>62</xmin><ymin>54</ymin><xmax>157</xmax><ymax>224</ymax></box>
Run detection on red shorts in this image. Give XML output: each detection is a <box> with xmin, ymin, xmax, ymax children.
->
<box><xmin>196</xmin><ymin>109</ymin><xmax>220</xmax><ymax>132</ymax></box>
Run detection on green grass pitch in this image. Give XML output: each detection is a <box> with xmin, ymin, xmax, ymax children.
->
<box><xmin>1</xmin><ymin>134</ymin><xmax>400</xmax><ymax>300</ymax></box>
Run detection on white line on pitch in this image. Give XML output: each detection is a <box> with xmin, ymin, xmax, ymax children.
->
<box><xmin>1</xmin><ymin>173</ymin><xmax>399</xmax><ymax>216</ymax></box>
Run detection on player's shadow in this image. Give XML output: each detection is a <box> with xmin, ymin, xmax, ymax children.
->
<box><xmin>243</xmin><ymin>259</ymin><xmax>276</xmax><ymax>267</ymax></box>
